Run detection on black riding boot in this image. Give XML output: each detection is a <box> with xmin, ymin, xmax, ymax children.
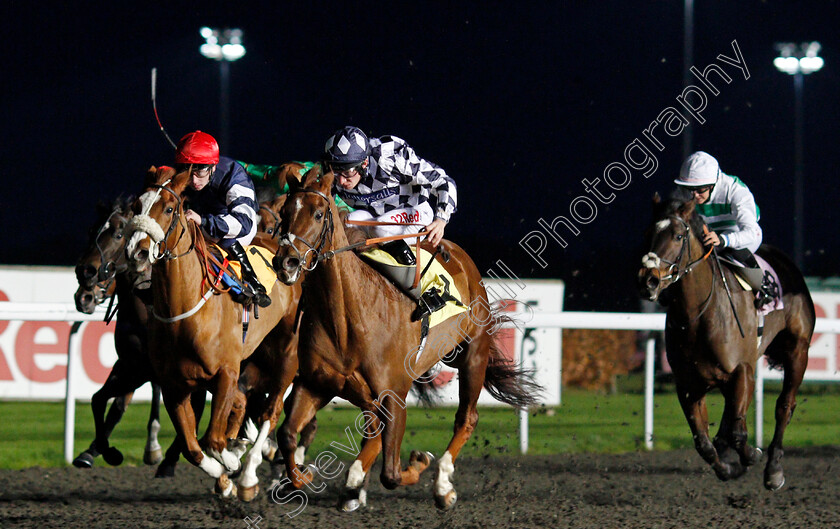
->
<box><xmin>228</xmin><ymin>241</ymin><xmax>271</xmax><ymax>308</ymax></box>
<box><xmin>371</xmin><ymin>240</ymin><xmax>446</xmax><ymax>320</ymax></box>
<box><xmin>738</xmin><ymin>260</ymin><xmax>774</xmax><ymax>309</ymax></box>
<box><xmin>380</xmin><ymin>240</ymin><xmax>416</xmax><ymax>266</ymax></box>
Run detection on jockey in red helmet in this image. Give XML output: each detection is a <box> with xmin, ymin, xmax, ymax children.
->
<box><xmin>176</xmin><ymin>131</ymin><xmax>271</xmax><ymax>307</ymax></box>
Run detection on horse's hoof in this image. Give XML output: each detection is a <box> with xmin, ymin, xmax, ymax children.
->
<box><xmin>155</xmin><ymin>463</ymin><xmax>176</xmax><ymax>478</ymax></box>
<box><xmin>102</xmin><ymin>446</ymin><xmax>124</xmax><ymax>466</ymax></box>
<box><xmin>744</xmin><ymin>446</ymin><xmax>763</xmax><ymax>467</ymax></box>
<box><xmin>215</xmin><ymin>474</ymin><xmax>237</xmax><ymax>498</ymax></box>
<box><xmin>340</xmin><ymin>499</ymin><xmax>361</xmax><ymax>512</ymax></box>
<box><xmin>72</xmin><ymin>452</ymin><xmax>95</xmax><ymax>469</ymax></box>
<box><xmin>434</xmin><ymin>489</ymin><xmax>458</xmax><ymax>510</ymax></box>
<box><xmin>143</xmin><ymin>448</ymin><xmax>163</xmax><ymax>466</ymax></box>
<box><xmin>764</xmin><ymin>471</ymin><xmax>785</xmax><ymax>491</ymax></box>
<box><xmin>238</xmin><ymin>484</ymin><xmax>259</xmax><ymax>502</ymax></box>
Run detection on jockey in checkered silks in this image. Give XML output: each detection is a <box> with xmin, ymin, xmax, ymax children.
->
<box><xmin>323</xmin><ymin>126</ymin><xmax>458</xmax><ymax>319</ymax></box>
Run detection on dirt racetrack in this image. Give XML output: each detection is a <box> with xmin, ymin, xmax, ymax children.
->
<box><xmin>1</xmin><ymin>446</ymin><xmax>839</xmax><ymax>529</ymax></box>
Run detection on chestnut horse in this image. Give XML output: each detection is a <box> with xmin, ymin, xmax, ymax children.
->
<box><xmin>125</xmin><ymin>166</ymin><xmax>302</xmax><ymax>500</ymax></box>
<box><xmin>638</xmin><ymin>196</ymin><xmax>813</xmax><ymax>490</ymax></box>
<box><xmin>72</xmin><ymin>197</ymin><xmax>169</xmax><ymax>469</ymax></box>
<box><xmin>272</xmin><ymin>167</ymin><xmax>541</xmax><ymax>510</ymax></box>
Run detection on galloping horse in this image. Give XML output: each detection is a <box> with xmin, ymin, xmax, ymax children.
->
<box><xmin>272</xmin><ymin>167</ymin><xmax>541</xmax><ymax>510</ymax></box>
<box><xmin>72</xmin><ymin>197</ymin><xmax>167</xmax><ymax>469</ymax></box>
<box><xmin>125</xmin><ymin>166</ymin><xmax>302</xmax><ymax>500</ymax></box>
<box><xmin>638</xmin><ymin>196</ymin><xmax>813</xmax><ymax>490</ymax></box>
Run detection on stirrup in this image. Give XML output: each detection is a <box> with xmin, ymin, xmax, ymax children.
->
<box><xmin>411</xmin><ymin>288</ymin><xmax>446</xmax><ymax>321</ymax></box>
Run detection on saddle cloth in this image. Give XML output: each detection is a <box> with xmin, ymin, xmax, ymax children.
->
<box><xmin>360</xmin><ymin>247</ymin><xmax>470</xmax><ymax>328</ymax></box>
<box><xmin>725</xmin><ymin>254</ymin><xmax>784</xmax><ymax>316</ymax></box>
<box><xmin>209</xmin><ymin>244</ymin><xmax>277</xmax><ymax>295</ymax></box>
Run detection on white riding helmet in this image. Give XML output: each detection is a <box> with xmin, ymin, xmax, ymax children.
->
<box><xmin>674</xmin><ymin>151</ymin><xmax>720</xmax><ymax>186</ymax></box>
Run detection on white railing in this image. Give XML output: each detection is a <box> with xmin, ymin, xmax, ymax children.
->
<box><xmin>1</xmin><ymin>303</ymin><xmax>838</xmax><ymax>462</ymax></box>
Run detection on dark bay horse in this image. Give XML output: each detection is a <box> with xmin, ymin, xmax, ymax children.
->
<box><xmin>73</xmin><ymin>197</ymin><xmax>167</xmax><ymax>469</ymax></box>
<box><xmin>272</xmin><ymin>167</ymin><xmax>541</xmax><ymax>510</ymax></box>
<box><xmin>638</xmin><ymin>196</ymin><xmax>813</xmax><ymax>490</ymax></box>
<box><xmin>125</xmin><ymin>166</ymin><xmax>302</xmax><ymax>500</ymax></box>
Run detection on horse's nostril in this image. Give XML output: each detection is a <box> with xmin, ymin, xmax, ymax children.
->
<box><xmin>646</xmin><ymin>276</ymin><xmax>659</xmax><ymax>290</ymax></box>
<box><xmin>283</xmin><ymin>257</ymin><xmax>300</xmax><ymax>272</ymax></box>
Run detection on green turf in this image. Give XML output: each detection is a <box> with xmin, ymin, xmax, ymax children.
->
<box><xmin>1</xmin><ymin>384</ymin><xmax>838</xmax><ymax>469</ymax></box>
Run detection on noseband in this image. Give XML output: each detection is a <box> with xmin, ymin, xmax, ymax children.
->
<box><xmin>128</xmin><ymin>182</ymin><xmax>194</xmax><ymax>263</ymax></box>
<box><xmin>277</xmin><ymin>188</ymin><xmax>334</xmax><ymax>273</ymax></box>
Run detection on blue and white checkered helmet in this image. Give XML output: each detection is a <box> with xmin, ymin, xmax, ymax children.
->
<box><xmin>324</xmin><ymin>126</ymin><xmax>370</xmax><ymax>168</ymax></box>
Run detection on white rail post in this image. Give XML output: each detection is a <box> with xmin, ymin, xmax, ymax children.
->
<box><xmin>755</xmin><ymin>364</ymin><xmax>764</xmax><ymax>448</ymax></box>
<box><xmin>64</xmin><ymin>321</ymin><xmax>84</xmax><ymax>464</ymax></box>
<box><xmin>644</xmin><ymin>337</ymin><xmax>656</xmax><ymax>450</ymax></box>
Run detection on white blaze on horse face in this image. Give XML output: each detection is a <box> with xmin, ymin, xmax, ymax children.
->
<box><xmin>641</xmin><ymin>252</ymin><xmax>661</xmax><ymax>269</ymax></box>
<box><xmin>655</xmin><ymin>219</ymin><xmax>671</xmax><ymax>233</ymax></box>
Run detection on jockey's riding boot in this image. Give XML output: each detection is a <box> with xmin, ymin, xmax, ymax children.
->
<box><xmin>228</xmin><ymin>241</ymin><xmax>272</xmax><ymax>308</ymax></box>
<box><xmin>740</xmin><ymin>265</ymin><xmax>772</xmax><ymax>309</ymax></box>
<box><xmin>380</xmin><ymin>240</ymin><xmax>416</xmax><ymax>266</ymax></box>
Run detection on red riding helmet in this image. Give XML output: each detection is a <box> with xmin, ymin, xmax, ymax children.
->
<box><xmin>175</xmin><ymin>131</ymin><xmax>220</xmax><ymax>165</ymax></box>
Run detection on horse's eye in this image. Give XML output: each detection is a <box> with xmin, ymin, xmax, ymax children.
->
<box><xmin>675</xmin><ymin>234</ymin><xmax>683</xmax><ymax>241</ymax></box>
<box><xmin>267</xmin><ymin>228</ymin><xmax>274</xmax><ymax>235</ymax></box>
<box><xmin>166</xmin><ymin>206</ymin><xmax>174</xmax><ymax>214</ymax></box>
<box><xmin>115</xmin><ymin>233</ymin><xmax>123</xmax><ymax>240</ymax></box>
<box><xmin>315</xmin><ymin>210</ymin><xmax>324</xmax><ymax>221</ymax></box>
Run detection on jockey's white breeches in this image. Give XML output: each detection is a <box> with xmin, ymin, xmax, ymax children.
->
<box><xmin>346</xmin><ymin>202</ymin><xmax>434</xmax><ymax>245</ymax></box>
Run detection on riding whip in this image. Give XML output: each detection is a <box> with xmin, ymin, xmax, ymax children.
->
<box><xmin>151</xmin><ymin>68</ymin><xmax>178</xmax><ymax>150</ymax></box>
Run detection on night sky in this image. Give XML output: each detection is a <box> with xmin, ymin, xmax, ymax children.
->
<box><xmin>5</xmin><ymin>1</ymin><xmax>840</xmax><ymax>311</ymax></box>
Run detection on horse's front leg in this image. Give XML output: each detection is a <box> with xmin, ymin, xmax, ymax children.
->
<box><xmin>720</xmin><ymin>363</ymin><xmax>762</xmax><ymax>473</ymax></box>
<box><xmin>144</xmin><ymin>382</ymin><xmax>163</xmax><ymax>466</ymax></box>
<box><xmin>677</xmin><ymin>385</ymin><xmax>739</xmax><ymax>481</ymax></box>
<box><xmin>278</xmin><ymin>383</ymin><xmax>333</xmax><ymax>490</ymax></box>
<box><xmin>238</xmin><ymin>352</ymin><xmax>298</xmax><ymax>502</ymax></box>
<box><xmin>378</xmin><ymin>390</ymin><xmax>432</xmax><ymax>491</ymax></box>
<box><xmin>161</xmin><ymin>386</ymin><xmax>230</xmax><ymax>484</ymax></box>
<box><xmin>156</xmin><ymin>390</ymin><xmax>205</xmax><ymax>478</ymax></box>
<box><xmin>201</xmin><ymin>365</ymin><xmax>242</xmax><ymax>475</ymax></box>
<box><xmin>339</xmin><ymin>417</ymin><xmax>382</xmax><ymax>512</ymax></box>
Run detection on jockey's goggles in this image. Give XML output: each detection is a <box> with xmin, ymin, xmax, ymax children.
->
<box><xmin>687</xmin><ymin>184</ymin><xmax>713</xmax><ymax>195</ymax></box>
<box><xmin>329</xmin><ymin>162</ymin><xmax>362</xmax><ymax>176</ymax></box>
<box><xmin>176</xmin><ymin>164</ymin><xmax>213</xmax><ymax>177</ymax></box>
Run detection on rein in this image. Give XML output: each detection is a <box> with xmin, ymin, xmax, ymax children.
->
<box><xmin>279</xmin><ymin>187</ymin><xmax>431</xmax><ymax>285</ymax></box>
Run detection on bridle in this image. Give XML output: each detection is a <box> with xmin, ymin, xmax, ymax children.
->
<box><xmin>132</xmin><ymin>182</ymin><xmax>195</xmax><ymax>262</ymax></box>
<box><xmin>78</xmin><ymin>206</ymin><xmax>131</xmax><ymax>296</ymax></box>
<box><xmin>644</xmin><ymin>215</ymin><xmax>716</xmax><ymax>319</ymax></box>
<box><xmin>259</xmin><ymin>204</ymin><xmax>282</xmax><ymax>238</ymax></box>
<box><xmin>276</xmin><ymin>187</ymin><xmax>337</xmax><ymax>273</ymax></box>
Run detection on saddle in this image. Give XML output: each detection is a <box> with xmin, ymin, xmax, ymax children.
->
<box><xmin>206</xmin><ymin>244</ymin><xmax>277</xmax><ymax>305</ymax></box>
<box><xmin>719</xmin><ymin>254</ymin><xmax>783</xmax><ymax>316</ymax></box>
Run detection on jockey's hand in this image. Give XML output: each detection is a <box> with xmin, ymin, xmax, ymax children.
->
<box><xmin>185</xmin><ymin>210</ymin><xmax>202</xmax><ymax>225</ymax></box>
<box><xmin>425</xmin><ymin>218</ymin><xmax>446</xmax><ymax>247</ymax></box>
<box><xmin>702</xmin><ymin>230</ymin><xmax>721</xmax><ymax>248</ymax></box>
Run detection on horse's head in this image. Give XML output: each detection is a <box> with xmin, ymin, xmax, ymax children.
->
<box><xmin>272</xmin><ymin>164</ymin><xmax>335</xmax><ymax>284</ymax></box>
<box><xmin>125</xmin><ymin>166</ymin><xmax>190</xmax><ymax>278</ymax></box>
<box><xmin>74</xmin><ymin>196</ymin><xmax>136</xmax><ymax>313</ymax></box>
<box><xmin>258</xmin><ymin>195</ymin><xmax>288</xmax><ymax>238</ymax></box>
<box><xmin>638</xmin><ymin>194</ymin><xmax>706</xmax><ymax>301</ymax></box>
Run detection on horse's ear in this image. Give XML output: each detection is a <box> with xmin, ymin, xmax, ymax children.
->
<box><xmin>652</xmin><ymin>192</ymin><xmax>661</xmax><ymax>205</ymax></box>
<box><xmin>144</xmin><ymin>166</ymin><xmax>158</xmax><ymax>188</ymax></box>
<box><xmin>678</xmin><ymin>197</ymin><xmax>696</xmax><ymax>218</ymax></box>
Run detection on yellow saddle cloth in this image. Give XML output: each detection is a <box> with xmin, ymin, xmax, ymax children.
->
<box><xmin>360</xmin><ymin>247</ymin><xmax>470</xmax><ymax>327</ymax></box>
<box><xmin>212</xmin><ymin>244</ymin><xmax>278</xmax><ymax>294</ymax></box>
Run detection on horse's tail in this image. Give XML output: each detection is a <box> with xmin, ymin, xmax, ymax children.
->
<box><xmin>409</xmin><ymin>375</ymin><xmax>444</xmax><ymax>407</ymax></box>
<box><xmin>482</xmin><ymin>310</ymin><xmax>544</xmax><ymax>408</ymax></box>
